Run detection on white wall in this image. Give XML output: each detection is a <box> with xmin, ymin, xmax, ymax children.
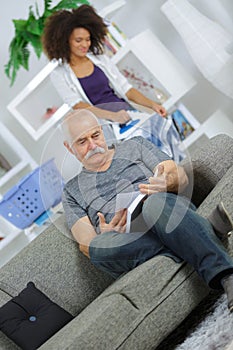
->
<box><xmin>1</xmin><ymin>0</ymin><xmax>233</xmax><ymax>181</ymax></box>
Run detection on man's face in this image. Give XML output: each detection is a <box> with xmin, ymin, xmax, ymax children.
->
<box><xmin>70</xmin><ymin>125</ymin><xmax>108</xmax><ymax>169</ymax></box>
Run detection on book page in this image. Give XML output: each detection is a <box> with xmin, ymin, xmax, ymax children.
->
<box><xmin>116</xmin><ymin>191</ymin><xmax>146</xmax><ymax>233</ymax></box>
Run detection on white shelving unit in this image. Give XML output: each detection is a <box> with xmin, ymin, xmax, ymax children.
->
<box><xmin>99</xmin><ymin>0</ymin><xmax>126</xmax><ymax>18</ymax></box>
<box><xmin>6</xmin><ymin>1</ymin><xmax>196</xmax><ymax>141</ymax></box>
<box><xmin>6</xmin><ymin>1</ymin><xmax>127</xmax><ymax>141</ymax></box>
<box><xmin>0</xmin><ymin>122</ymin><xmax>38</xmax><ymax>267</ymax></box>
<box><xmin>7</xmin><ymin>60</ymin><xmax>71</xmax><ymax>141</ymax></box>
<box><xmin>112</xmin><ymin>29</ymin><xmax>196</xmax><ymax>110</ymax></box>
<box><xmin>0</xmin><ymin>216</ymin><xmax>29</xmax><ymax>268</ymax></box>
<box><xmin>182</xmin><ymin>109</ymin><xmax>233</xmax><ymax>151</ymax></box>
<box><xmin>0</xmin><ymin>122</ymin><xmax>37</xmax><ymax>198</ymax></box>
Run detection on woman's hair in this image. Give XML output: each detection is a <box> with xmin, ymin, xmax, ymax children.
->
<box><xmin>42</xmin><ymin>4</ymin><xmax>108</xmax><ymax>61</ymax></box>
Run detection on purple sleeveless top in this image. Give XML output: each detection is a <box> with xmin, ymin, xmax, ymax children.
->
<box><xmin>78</xmin><ymin>65</ymin><xmax>132</xmax><ymax>112</ymax></box>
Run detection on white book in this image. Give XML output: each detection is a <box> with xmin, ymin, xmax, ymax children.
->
<box><xmin>108</xmin><ymin>23</ymin><xmax>127</xmax><ymax>47</ymax></box>
<box><xmin>116</xmin><ymin>191</ymin><xmax>146</xmax><ymax>233</ymax></box>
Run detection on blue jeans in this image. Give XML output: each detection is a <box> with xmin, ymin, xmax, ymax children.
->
<box><xmin>89</xmin><ymin>193</ymin><xmax>233</xmax><ymax>289</ymax></box>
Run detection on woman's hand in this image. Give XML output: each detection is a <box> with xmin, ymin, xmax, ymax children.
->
<box><xmin>151</xmin><ymin>102</ymin><xmax>167</xmax><ymax>118</ymax></box>
<box><xmin>97</xmin><ymin>209</ymin><xmax>127</xmax><ymax>234</ymax></box>
<box><xmin>110</xmin><ymin>110</ymin><xmax>131</xmax><ymax>124</ymax></box>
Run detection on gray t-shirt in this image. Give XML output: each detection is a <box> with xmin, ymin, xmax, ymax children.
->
<box><xmin>63</xmin><ymin>136</ymin><xmax>170</xmax><ymax>232</ymax></box>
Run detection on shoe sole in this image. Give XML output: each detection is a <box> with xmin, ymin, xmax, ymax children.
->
<box><xmin>220</xmin><ymin>201</ymin><xmax>233</xmax><ymax>236</ymax></box>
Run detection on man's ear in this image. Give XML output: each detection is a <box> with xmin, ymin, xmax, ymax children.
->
<box><xmin>63</xmin><ymin>141</ymin><xmax>75</xmax><ymax>155</ymax></box>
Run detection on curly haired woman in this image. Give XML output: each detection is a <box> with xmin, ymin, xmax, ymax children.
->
<box><xmin>42</xmin><ymin>4</ymin><xmax>184</xmax><ymax>161</ymax></box>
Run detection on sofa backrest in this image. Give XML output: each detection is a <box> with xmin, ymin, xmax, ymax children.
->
<box><xmin>181</xmin><ymin>134</ymin><xmax>233</xmax><ymax>207</ymax></box>
<box><xmin>0</xmin><ymin>217</ymin><xmax>114</xmax><ymax>316</ymax></box>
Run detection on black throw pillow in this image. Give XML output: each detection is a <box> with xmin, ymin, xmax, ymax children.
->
<box><xmin>0</xmin><ymin>282</ymin><xmax>73</xmax><ymax>350</ymax></box>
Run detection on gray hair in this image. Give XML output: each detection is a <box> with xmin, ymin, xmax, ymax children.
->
<box><xmin>60</xmin><ymin>109</ymin><xmax>101</xmax><ymax>145</ymax></box>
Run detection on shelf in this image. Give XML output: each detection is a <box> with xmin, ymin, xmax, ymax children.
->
<box><xmin>7</xmin><ymin>60</ymin><xmax>71</xmax><ymax>141</ymax></box>
<box><xmin>0</xmin><ymin>122</ymin><xmax>37</xmax><ymax>197</ymax></box>
<box><xmin>129</xmin><ymin>29</ymin><xmax>196</xmax><ymax>109</ymax></box>
<box><xmin>182</xmin><ymin>109</ymin><xmax>233</xmax><ymax>150</ymax></box>
<box><xmin>0</xmin><ymin>230</ymin><xmax>30</xmax><ymax>268</ymax></box>
<box><xmin>0</xmin><ymin>202</ymin><xmax>64</xmax><ymax>268</ymax></box>
<box><xmin>99</xmin><ymin>0</ymin><xmax>126</xmax><ymax>18</ymax></box>
<box><xmin>0</xmin><ymin>215</ymin><xmax>29</xmax><ymax>268</ymax></box>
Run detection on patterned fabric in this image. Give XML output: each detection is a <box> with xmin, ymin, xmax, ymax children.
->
<box><xmin>122</xmin><ymin>113</ymin><xmax>185</xmax><ymax>162</ymax></box>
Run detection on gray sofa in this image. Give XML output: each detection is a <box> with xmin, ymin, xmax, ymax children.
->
<box><xmin>0</xmin><ymin>134</ymin><xmax>233</xmax><ymax>350</ymax></box>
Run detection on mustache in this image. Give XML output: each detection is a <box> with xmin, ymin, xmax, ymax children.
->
<box><xmin>84</xmin><ymin>147</ymin><xmax>106</xmax><ymax>160</ymax></box>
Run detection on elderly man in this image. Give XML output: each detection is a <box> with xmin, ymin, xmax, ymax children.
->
<box><xmin>62</xmin><ymin>109</ymin><xmax>233</xmax><ymax>312</ymax></box>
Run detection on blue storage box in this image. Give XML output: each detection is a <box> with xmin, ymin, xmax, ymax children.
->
<box><xmin>0</xmin><ymin>159</ymin><xmax>64</xmax><ymax>229</ymax></box>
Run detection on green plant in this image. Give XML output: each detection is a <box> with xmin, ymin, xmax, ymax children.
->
<box><xmin>5</xmin><ymin>0</ymin><xmax>90</xmax><ymax>86</ymax></box>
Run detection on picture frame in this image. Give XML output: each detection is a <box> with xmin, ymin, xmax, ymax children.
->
<box><xmin>171</xmin><ymin>102</ymin><xmax>200</xmax><ymax>141</ymax></box>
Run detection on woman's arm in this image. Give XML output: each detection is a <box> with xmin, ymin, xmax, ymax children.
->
<box><xmin>72</xmin><ymin>101</ymin><xmax>130</xmax><ymax>124</ymax></box>
<box><xmin>126</xmin><ymin>87</ymin><xmax>167</xmax><ymax>117</ymax></box>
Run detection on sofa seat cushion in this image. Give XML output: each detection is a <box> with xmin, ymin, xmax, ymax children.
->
<box><xmin>0</xmin><ymin>282</ymin><xmax>73</xmax><ymax>350</ymax></box>
<box><xmin>37</xmin><ymin>255</ymin><xmax>210</xmax><ymax>350</ymax></box>
<box><xmin>38</xmin><ymin>292</ymin><xmax>141</xmax><ymax>350</ymax></box>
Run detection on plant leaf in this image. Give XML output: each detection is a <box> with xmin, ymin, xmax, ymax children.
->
<box><xmin>13</xmin><ymin>19</ymin><xmax>28</xmax><ymax>32</ymax></box>
<box><xmin>5</xmin><ymin>36</ymin><xmax>30</xmax><ymax>86</ymax></box>
<box><xmin>5</xmin><ymin>0</ymin><xmax>90</xmax><ymax>85</ymax></box>
<box><xmin>44</xmin><ymin>0</ymin><xmax>53</xmax><ymax>11</ymax></box>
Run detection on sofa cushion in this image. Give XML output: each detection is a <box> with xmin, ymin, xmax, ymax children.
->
<box><xmin>181</xmin><ymin>134</ymin><xmax>233</xmax><ymax>207</ymax></box>
<box><xmin>0</xmin><ymin>222</ymin><xmax>114</xmax><ymax>316</ymax></box>
<box><xmin>37</xmin><ymin>255</ymin><xmax>210</xmax><ymax>350</ymax></box>
<box><xmin>0</xmin><ymin>282</ymin><xmax>73</xmax><ymax>350</ymax></box>
<box><xmin>196</xmin><ymin>165</ymin><xmax>233</xmax><ymax>220</ymax></box>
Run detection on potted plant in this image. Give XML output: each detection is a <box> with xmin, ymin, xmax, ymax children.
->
<box><xmin>5</xmin><ymin>0</ymin><xmax>90</xmax><ymax>86</ymax></box>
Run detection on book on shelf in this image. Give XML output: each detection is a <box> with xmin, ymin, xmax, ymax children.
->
<box><xmin>104</xmin><ymin>21</ymin><xmax>127</xmax><ymax>57</ymax></box>
<box><xmin>171</xmin><ymin>109</ymin><xmax>195</xmax><ymax>141</ymax></box>
<box><xmin>116</xmin><ymin>191</ymin><xmax>147</xmax><ymax>233</ymax></box>
<box><xmin>108</xmin><ymin>22</ymin><xmax>127</xmax><ymax>47</ymax></box>
<box><xmin>107</xmin><ymin>31</ymin><xmax>121</xmax><ymax>50</ymax></box>
<box><xmin>104</xmin><ymin>37</ymin><xmax>118</xmax><ymax>57</ymax></box>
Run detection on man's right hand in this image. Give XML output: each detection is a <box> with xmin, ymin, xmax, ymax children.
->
<box><xmin>97</xmin><ymin>209</ymin><xmax>127</xmax><ymax>233</ymax></box>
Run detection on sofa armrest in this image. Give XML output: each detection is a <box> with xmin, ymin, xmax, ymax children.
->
<box><xmin>181</xmin><ymin>134</ymin><xmax>233</xmax><ymax>206</ymax></box>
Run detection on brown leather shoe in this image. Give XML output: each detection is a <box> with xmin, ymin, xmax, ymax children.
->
<box><xmin>208</xmin><ymin>201</ymin><xmax>233</xmax><ymax>241</ymax></box>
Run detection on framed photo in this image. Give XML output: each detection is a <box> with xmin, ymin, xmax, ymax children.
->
<box><xmin>171</xmin><ymin>102</ymin><xmax>200</xmax><ymax>140</ymax></box>
<box><xmin>7</xmin><ymin>60</ymin><xmax>70</xmax><ymax>141</ymax></box>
